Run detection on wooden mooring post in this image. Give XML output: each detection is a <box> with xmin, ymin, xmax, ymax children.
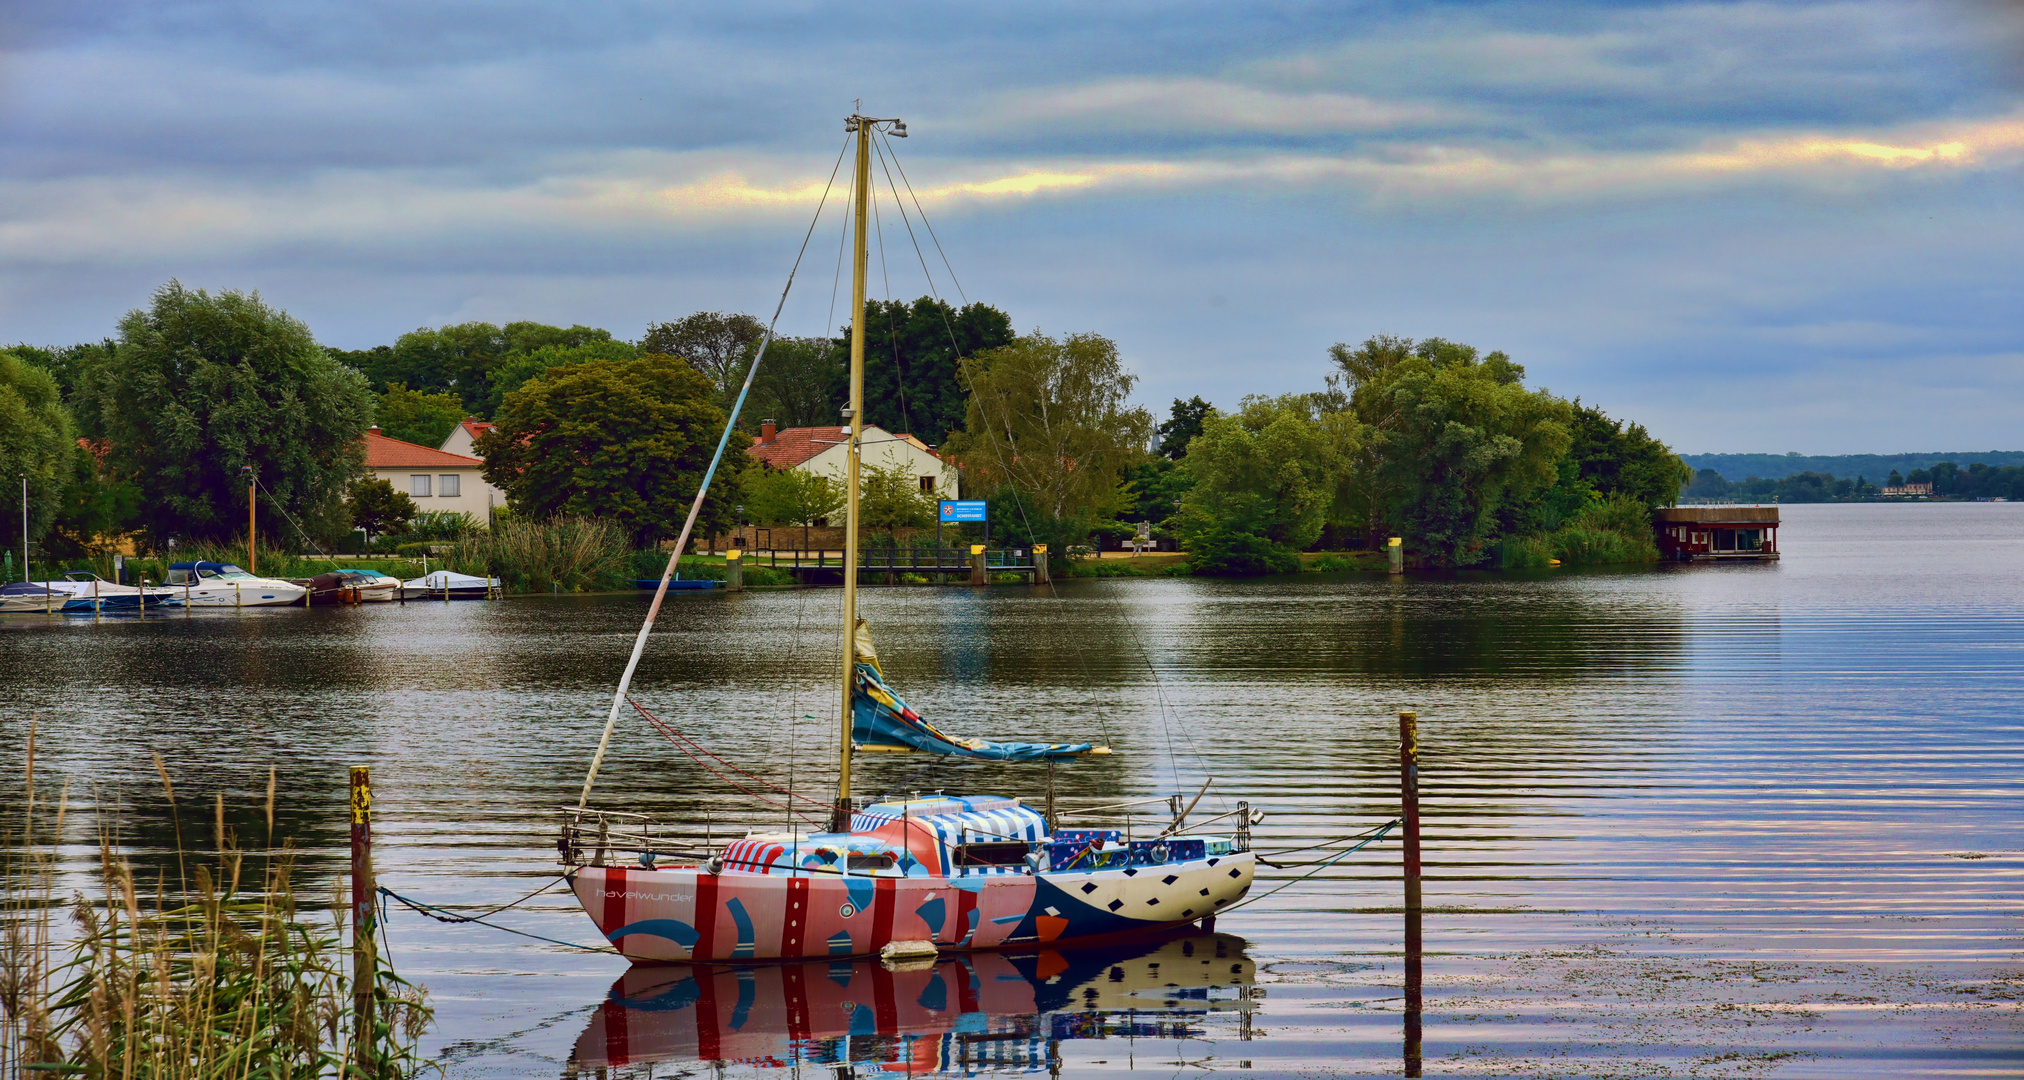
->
<box><xmin>725</xmin><ymin>547</ymin><xmax>744</xmax><ymax>592</ymax></box>
<box><xmin>1388</xmin><ymin>536</ymin><xmax>1405</xmax><ymax>575</ymax></box>
<box><xmin>970</xmin><ymin>544</ymin><xmax>987</xmax><ymax>586</ymax></box>
<box><xmin>1400</xmin><ymin>710</ymin><xmax>1422</xmax><ymax>1077</ymax></box>
<box><xmin>1033</xmin><ymin>544</ymin><xmax>1049</xmax><ymax>585</ymax></box>
<box><xmin>350</xmin><ymin>765</ymin><xmax>377</xmax><ymax>1074</ymax></box>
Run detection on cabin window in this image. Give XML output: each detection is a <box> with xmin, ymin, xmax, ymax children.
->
<box><xmin>438</xmin><ymin>474</ymin><xmax>461</xmax><ymax>498</ymax></box>
<box><xmin>409</xmin><ymin>475</ymin><xmax>431</xmax><ymax>497</ymax></box>
<box><xmin>955</xmin><ymin>842</ymin><xmax>1030</xmax><ymax>868</ymax></box>
<box><xmin>847</xmin><ymin>852</ymin><xmax>896</xmax><ymax>872</ymax></box>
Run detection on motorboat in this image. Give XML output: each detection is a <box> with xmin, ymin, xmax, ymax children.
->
<box><xmin>335</xmin><ymin>567</ymin><xmax>401</xmax><ymax>601</ymax></box>
<box><xmin>163</xmin><ymin>561</ymin><xmax>308</xmax><ymax>607</ymax></box>
<box><xmin>0</xmin><ymin>582</ymin><xmax>65</xmax><ymax>614</ymax></box>
<box><xmin>304</xmin><ymin>570</ymin><xmax>372</xmax><ymax>605</ymax></box>
<box><xmin>400</xmin><ymin>569</ymin><xmax>499</xmax><ymax>600</ymax></box>
<box><xmin>31</xmin><ymin>572</ymin><xmax>171</xmax><ymax>613</ymax></box>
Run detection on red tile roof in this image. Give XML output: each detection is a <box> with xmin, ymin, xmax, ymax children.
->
<box><xmin>747</xmin><ymin>426</ymin><xmax>851</xmax><ymax>469</ymax></box>
<box><xmin>456</xmin><ymin>419</ymin><xmax>496</xmax><ymax>442</ymax></box>
<box><xmin>364</xmin><ymin>429</ymin><xmax>484</xmax><ymax>469</ymax></box>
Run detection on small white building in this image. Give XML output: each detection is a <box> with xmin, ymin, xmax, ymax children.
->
<box><xmin>438</xmin><ymin>418</ymin><xmax>496</xmax><ymax>459</ymax></box>
<box><xmin>363</xmin><ymin>427</ymin><xmax>506</xmax><ymax>521</ymax></box>
<box><xmin>747</xmin><ymin>420</ymin><xmax>958</xmax><ymax>505</ymax></box>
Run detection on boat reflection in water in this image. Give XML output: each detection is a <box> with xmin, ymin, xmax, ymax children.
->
<box><xmin>569</xmin><ymin>930</ymin><xmax>1256</xmax><ymax>1076</ymax></box>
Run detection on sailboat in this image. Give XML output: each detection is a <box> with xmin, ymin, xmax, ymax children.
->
<box><xmin>560</xmin><ymin>111</ymin><xmax>1257</xmax><ymax>963</ymax></box>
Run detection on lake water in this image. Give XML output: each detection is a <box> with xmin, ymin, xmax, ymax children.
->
<box><xmin>4</xmin><ymin>502</ymin><xmax>2020</xmax><ymax>1077</ymax></box>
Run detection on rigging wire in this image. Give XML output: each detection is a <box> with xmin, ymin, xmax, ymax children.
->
<box><xmin>876</xmin><ymin>129</ymin><xmax>1224</xmax><ymax>804</ymax></box>
<box><xmin>873</xmin><ymin>129</ymin><xmax>1150</xmax><ymax>761</ymax></box>
<box><xmin>578</xmin><ymin>132</ymin><xmax>850</xmax><ymax>809</ymax></box>
<box><xmin>628</xmin><ymin>696</ymin><xmax>828</xmax><ymax>825</ymax></box>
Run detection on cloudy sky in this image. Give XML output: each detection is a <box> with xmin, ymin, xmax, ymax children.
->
<box><xmin>3</xmin><ymin>1</ymin><xmax>2020</xmax><ymax>454</ymax></box>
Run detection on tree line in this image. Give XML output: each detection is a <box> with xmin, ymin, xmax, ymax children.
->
<box><xmin>3</xmin><ymin>278</ymin><xmax>1693</xmax><ymax>575</ymax></box>
<box><xmin>1684</xmin><ymin>462</ymin><xmax>2024</xmax><ymax>503</ymax></box>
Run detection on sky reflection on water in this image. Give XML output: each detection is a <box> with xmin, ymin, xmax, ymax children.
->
<box><xmin>3</xmin><ymin>502</ymin><xmax>2020</xmax><ymax>1077</ymax></box>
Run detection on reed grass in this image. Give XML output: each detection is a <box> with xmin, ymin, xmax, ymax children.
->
<box><xmin>446</xmin><ymin>515</ymin><xmax>630</xmax><ymax>593</ymax></box>
<box><xmin>1</xmin><ymin>728</ymin><xmax>434</xmax><ymax>1077</ymax></box>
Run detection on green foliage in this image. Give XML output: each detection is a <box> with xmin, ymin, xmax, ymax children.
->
<box><xmin>89</xmin><ymin>282</ymin><xmax>375</xmax><ymax>547</ymax></box>
<box><xmin>487</xmin><ymin>339</ymin><xmax>638</xmax><ymax>417</ymax></box>
<box><xmin>861</xmin><ymin>460</ymin><xmax>938</xmax><ymax>531</ymax></box>
<box><xmin>478</xmin><ymin>354</ymin><xmax>739</xmax><ymax>546</ymax></box>
<box><xmin>449</xmin><ymin>514</ymin><xmax>630</xmax><ymax>593</ymax></box>
<box><xmin>643</xmin><ymin>311</ymin><xmax>766</xmax><ymax>406</ymax></box>
<box><xmin>1503</xmin><ymin>495</ymin><xmax>1661</xmax><ymax>567</ymax></box>
<box><xmin>942</xmin><ymin>330</ymin><xmax>1154</xmax><ymax>524</ymax></box>
<box><xmin>1554</xmin><ymin>401</ymin><xmax>1692</xmax><ymax>511</ymax></box>
<box><xmin>1181</xmin><ymin>524</ymin><xmax>1301</xmax><ymax>575</ymax></box>
<box><xmin>44</xmin><ymin>445</ymin><xmax>142</xmax><ymax>560</ymax></box>
<box><xmin>0</xmin><ymin>350</ymin><xmax>78</xmax><ymax>548</ymax></box>
<box><xmin>1121</xmin><ymin>458</ymin><xmax>1192</xmax><ymax>527</ymax></box>
<box><xmin>1683</xmin><ymin>468</ymin><xmax>1732</xmax><ymax>500</ymax></box>
<box><xmin>376</xmin><ymin>382</ymin><xmax>468</xmax><ymax>447</ymax></box>
<box><xmin>748</xmin><ymin>336</ymin><xmax>844</xmax><ymax>428</ymax></box>
<box><xmin>845</xmin><ymin>298</ymin><xmax>1015</xmax><ymax>446</ymax></box>
<box><xmin>745</xmin><ymin>465</ymin><xmax>844</xmax><ymax>531</ymax></box>
<box><xmin>345</xmin><ymin>321</ymin><xmax>615</xmax><ymax>415</ymax></box>
<box><xmin>1155</xmin><ymin>396</ymin><xmax>1214</xmax><ymax>460</ymax></box>
<box><xmin>1332</xmin><ymin>335</ymin><xmax>1572</xmax><ymax>566</ymax></box>
<box><xmin>345</xmin><ymin>477</ymin><xmax>416</xmax><ymax>540</ymax></box>
<box><xmin>1173</xmin><ymin>395</ymin><xmax>1358</xmax><ymax>570</ymax></box>
<box><xmin>400</xmin><ymin>509</ymin><xmax>481</xmax><ymax>541</ymax></box>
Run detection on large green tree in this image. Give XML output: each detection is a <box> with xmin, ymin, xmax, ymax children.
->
<box><xmin>88</xmin><ymin>283</ymin><xmax>374</xmax><ymax>547</ymax></box>
<box><xmin>486</xmin><ymin>339</ymin><xmax>638</xmax><ymax>417</ymax></box>
<box><xmin>843</xmin><ymin>298</ymin><xmax>1014</xmax><ymax>446</ymax></box>
<box><xmin>941</xmin><ymin>330</ymin><xmax>1153</xmax><ymax>548</ymax></box>
<box><xmin>339</xmin><ymin>321</ymin><xmax>615</xmax><ymax>415</ymax></box>
<box><xmin>643</xmin><ymin>312</ymin><xmax>766</xmax><ymax>406</ymax></box>
<box><xmin>477</xmin><ymin>355</ymin><xmax>740</xmax><ymax>546</ymax></box>
<box><xmin>0</xmin><ymin>350</ymin><xmax>76</xmax><ymax>557</ymax></box>
<box><xmin>1173</xmin><ymin>395</ymin><xmax>1361</xmax><ymax>573</ymax></box>
<box><xmin>1332</xmin><ymin>335</ymin><xmax>1572</xmax><ymax>565</ymax></box>
<box><xmin>748</xmin><ymin>336</ymin><xmax>844</xmax><ymax>429</ymax></box>
<box><xmin>376</xmin><ymin>384</ymin><xmax>468</xmax><ymax>447</ymax></box>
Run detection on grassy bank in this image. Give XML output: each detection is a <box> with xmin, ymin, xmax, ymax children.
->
<box><xmin>1502</xmin><ymin>496</ymin><xmax>1663</xmax><ymax>568</ymax></box>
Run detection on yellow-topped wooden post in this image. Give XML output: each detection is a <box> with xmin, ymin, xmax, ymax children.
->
<box><xmin>725</xmin><ymin>547</ymin><xmax>744</xmax><ymax>592</ymax></box>
<box><xmin>1388</xmin><ymin>536</ymin><xmax>1404</xmax><ymax>575</ymax></box>
<box><xmin>1033</xmin><ymin>543</ymin><xmax>1049</xmax><ymax>585</ymax></box>
<box><xmin>349</xmin><ymin>766</ymin><xmax>376</xmax><ymax>1074</ymax></box>
<box><xmin>970</xmin><ymin>543</ymin><xmax>987</xmax><ymax>586</ymax></box>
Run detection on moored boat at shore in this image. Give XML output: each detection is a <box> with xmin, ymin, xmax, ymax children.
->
<box><xmin>400</xmin><ymin>570</ymin><xmax>499</xmax><ymax>600</ymax></box>
<box><xmin>558</xmin><ymin>111</ymin><xmax>1270</xmax><ymax>965</ymax></box>
<box><xmin>164</xmin><ymin>561</ymin><xmax>307</xmax><ymax>607</ymax></box>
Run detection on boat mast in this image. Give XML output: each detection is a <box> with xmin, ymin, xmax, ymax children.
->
<box><xmin>835</xmin><ymin>111</ymin><xmax>873</xmax><ymax>832</ymax></box>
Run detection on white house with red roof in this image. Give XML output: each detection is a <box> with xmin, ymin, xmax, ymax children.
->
<box><xmin>747</xmin><ymin>420</ymin><xmax>957</xmax><ymax>503</ymax></box>
<box><xmin>362</xmin><ymin>427</ymin><xmax>506</xmax><ymax>520</ymax></box>
<box><xmin>438</xmin><ymin>418</ymin><xmax>496</xmax><ymax>459</ymax></box>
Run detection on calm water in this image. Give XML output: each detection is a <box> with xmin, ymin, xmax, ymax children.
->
<box><xmin>4</xmin><ymin>502</ymin><xmax>2020</xmax><ymax>1078</ymax></box>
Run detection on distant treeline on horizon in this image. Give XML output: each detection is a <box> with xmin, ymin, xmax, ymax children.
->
<box><xmin>1681</xmin><ymin>451</ymin><xmax>2024</xmax><ymax>482</ymax></box>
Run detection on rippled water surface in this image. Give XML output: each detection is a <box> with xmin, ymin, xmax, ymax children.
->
<box><xmin>5</xmin><ymin>502</ymin><xmax>2021</xmax><ymax>1077</ymax></box>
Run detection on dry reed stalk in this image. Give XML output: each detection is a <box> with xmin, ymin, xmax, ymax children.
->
<box><xmin>3</xmin><ymin>755</ymin><xmax>435</xmax><ymax>1078</ymax></box>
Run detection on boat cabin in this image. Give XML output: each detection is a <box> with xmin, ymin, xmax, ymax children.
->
<box><xmin>167</xmin><ymin>560</ymin><xmax>253</xmax><ymax>584</ymax></box>
<box><xmin>1654</xmin><ymin>507</ymin><xmax>1780</xmax><ymax>561</ymax></box>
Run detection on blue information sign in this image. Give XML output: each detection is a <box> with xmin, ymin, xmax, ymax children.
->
<box><xmin>939</xmin><ymin>500</ymin><xmax>988</xmax><ymax>523</ymax></box>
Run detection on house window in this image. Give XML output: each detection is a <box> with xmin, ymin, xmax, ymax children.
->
<box><xmin>410</xmin><ymin>475</ymin><xmax>431</xmax><ymax>497</ymax></box>
<box><xmin>439</xmin><ymin>474</ymin><xmax>461</xmax><ymax>498</ymax></box>
<box><xmin>919</xmin><ymin>475</ymin><xmax>936</xmax><ymax>493</ymax></box>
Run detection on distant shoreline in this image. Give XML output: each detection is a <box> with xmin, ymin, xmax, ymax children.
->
<box><xmin>1682</xmin><ymin>451</ymin><xmax>2024</xmax><ymax>482</ymax></box>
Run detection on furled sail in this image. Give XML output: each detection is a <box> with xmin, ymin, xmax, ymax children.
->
<box><xmin>850</xmin><ymin>619</ymin><xmax>1094</xmax><ymax>761</ymax></box>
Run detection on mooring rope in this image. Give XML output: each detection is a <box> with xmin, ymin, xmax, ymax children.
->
<box><xmin>378</xmin><ymin>885</ymin><xmax>617</xmax><ymax>954</ymax></box>
<box><xmin>1255</xmin><ymin>819</ymin><xmax>1404</xmax><ymax>864</ymax></box>
<box><xmin>1220</xmin><ymin>819</ymin><xmax>1398</xmax><ymax>913</ymax></box>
